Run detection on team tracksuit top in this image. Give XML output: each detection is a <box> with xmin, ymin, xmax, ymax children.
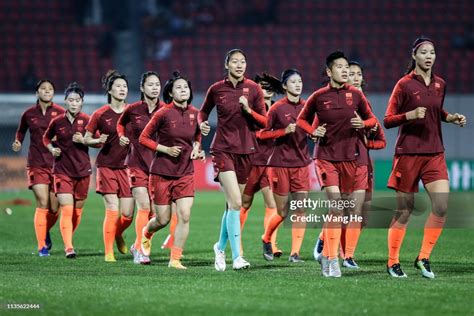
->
<box><xmin>15</xmin><ymin>103</ymin><xmax>65</xmax><ymax>168</ymax></box>
<box><xmin>384</xmin><ymin>71</ymin><xmax>448</xmax><ymax>155</ymax></box>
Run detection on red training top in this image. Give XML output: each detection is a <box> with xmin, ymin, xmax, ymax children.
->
<box><xmin>260</xmin><ymin>96</ymin><xmax>311</xmax><ymax>168</ymax></box>
<box><xmin>297</xmin><ymin>84</ymin><xmax>377</xmax><ymax>162</ymax></box>
<box><xmin>15</xmin><ymin>102</ymin><xmax>65</xmax><ymax>168</ymax></box>
<box><xmin>86</xmin><ymin>104</ymin><xmax>128</xmax><ymax>169</ymax></box>
<box><xmin>43</xmin><ymin>112</ymin><xmax>92</xmax><ymax>177</ymax></box>
<box><xmin>117</xmin><ymin>100</ymin><xmax>165</xmax><ymax>173</ymax></box>
<box><xmin>383</xmin><ymin>71</ymin><xmax>448</xmax><ymax>155</ymax></box>
<box><xmin>198</xmin><ymin>77</ymin><xmax>267</xmax><ymax>154</ymax></box>
<box><xmin>139</xmin><ymin>103</ymin><xmax>201</xmax><ymax>177</ymax></box>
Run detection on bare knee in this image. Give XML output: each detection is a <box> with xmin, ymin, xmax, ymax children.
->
<box><xmin>393</xmin><ymin>209</ymin><xmax>412</xmax><ymax>224</ymax></box>
<box><xmin>241</xmin><ymin>194</ymin><xmax>252</xmax><ymax>209</ymax></box>
<box><xmin>178</xmin><ymin>210</ymin><xmax>191</xmax><ymax>224</ymax></box>
<box><xmin>227</xmin><ymin>198</ymin><xmax>242</xmax><ymax>211</ymax></box>
<box><xmin>432</xmin><ymin>200</ymin><xmax>448</xmax><ymax>217</ymax></box>
<box><xmin>156</xmin><ymin>212</ymin><xmax>171</xmax><ymax>226</ymax></box>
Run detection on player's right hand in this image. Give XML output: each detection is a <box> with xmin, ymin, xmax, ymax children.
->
<box><xmin>312</xmin><ymin>123</ymin><xmax>327</xmax><ymax>138</ymax></box>
<box><xmin>200</xmin><ymin>121</ymin><xmax>211</xmax><ymax>136</ymax></box>
<box><xmin>72</xmin><ymin>132</ymin><xmax>85</xmax><ymax>144</ymax></box>
<box><xmin>406</xmin><ymin>107</ymin><xmax>426</xmax><ymax>120</ymax></box>
<box><xmin>51</xmin><ymin>147</ymin><xmax>61</xmax><ymax>157</ymax></box>
<box><xmin>285</xmin><ymin>123</ymin><xmax>297</xmax><ymax>134</ymax></box>
<box><xmin>11</xmin><ymin>140</ymin><xmax>21</xmax><ymax>152</ymax></box>
<box><xmin>119</xmin><ymin>136</ymin><xmax>130</xmax><ymax>147</ymax></box>
<box><xmin>98</xmin><ymin>134</ymin><xmax>108</xmax><ymax>144</ymax></box>
<box><xmin>167</xmin><ymin>146</ymin><xmax>182</xmax><ymax>157</ymax></box>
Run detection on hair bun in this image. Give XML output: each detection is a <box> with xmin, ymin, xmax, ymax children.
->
<box><xmin>172</xmin><ymin>71</ymin><xmax>181</xmax><ymax>78</ymax></box>
<box><xmin>102</xmin><ymin>69</ymin><xmax>120</xmax><ymax>89</ymax></box>
<box><xmin>67</xmin><ymin>82</ymin><xmax>80</xmax><ymax>89</ymax></box>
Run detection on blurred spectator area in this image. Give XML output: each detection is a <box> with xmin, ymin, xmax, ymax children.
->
<box><xmin>0</xmin><ymin>0</ymin><xmax>112</xmax><ymax>93</ymax></box>
<box><xmin>1</xmin><ymin>0</ymin><xmax>473</xmax><ymax>93</ymax></box>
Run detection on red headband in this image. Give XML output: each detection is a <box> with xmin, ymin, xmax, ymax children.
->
<box><xmin>412</xmin><ymin>40</ymin><xmax>434</xmax><ymax>53</ymax></box>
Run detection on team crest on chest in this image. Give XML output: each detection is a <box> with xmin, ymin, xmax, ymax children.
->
<box><xmin>345</xmin><ymin>93</ymin><xmax>353</xmax><ymax>106</ymax></box>
<box><xmin>434</xmin><ymin>82</ymin><xmax>442</xmax><ymax>97</ymax></box>
<box><xmin>52</xmin><ymin>111</ymin><xmax>58</xmax><ymax>116</ymax></box>
<box><xmin>77</xmin><ymin>120</ymin><xmax>84</xmax><ymax>125</ymax></box>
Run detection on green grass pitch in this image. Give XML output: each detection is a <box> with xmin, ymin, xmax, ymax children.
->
<box><xmin>1</xmin><ymin>191</ymin><xmax>473</xmax><ymax>315</ymax></box>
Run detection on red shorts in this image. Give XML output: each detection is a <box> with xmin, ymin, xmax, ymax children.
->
<box><xmin>243</xmin><ymin>166</ymin><xmax>270</xmax><ymax>196</ymax></box>
<box><xmin>27</xmin><ymin>167</ymin><xmax>53</xmax><ymax>190</ymax></box>
<box><xmin>211</xmin><ymin>151</ymin><xmax>252</xmax><ymax>184</ymax></box>
<box><xmin>315</xmin><ymin>159</ymin><xmax>368</xmax><ymax>193</ymax></box>
<box><xmin>387</xmin><ymin>153</ymin><xmax>448</xmax><ymax>193</ymax></box>
<box><xmin>268</xmin><ymin>166</ymin><xmax>310</xmax><ymax>196</ymax></box>
<box><xmin>149</xmin><ymin>174</ymin><xmax>194</xmax><ymax>205</ymax></box>
<box><xmin>96</xmin><ymin>167</ymin><xmax>132</xmax><ymax>198</ymax></box>
<box><xmin>53</xmin><ymin>174</ymin><xmax>90</xmax><ymax>200</ymax></box>
<box><xmin>127</xmin><ymin>167</ymin><xmax>149</xmax><ymax>189</ymax></box>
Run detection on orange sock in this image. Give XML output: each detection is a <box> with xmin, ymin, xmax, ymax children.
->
<box><xmin>170</xmin><ymin>211</ymin><xmax>177</xmax><ymax>241</ymax></box>
<box><xmin>387</xmin><ymin>223</ymin><xmax>407</xmax><ymax>267</ymax></box>
<box><xmin>265</xmin><ymin>208</ymin><xmax>279</xmax><ymax>251</ymax></box>
<box><xmin>240</xmin><ymin>207</ymin><xmax>250</xmax><ymax>230</ymax></box>
<box><xmin>344</xmin><ymin>223</ymin><xmax>361</xmax><ymax>259</ymax></box>
<box><xmin>46</xmin><ymin>210</ymin><xmax>59</xmax><ymax>231</ymax></box>
<box><xmin>59</xmin><ymin>205</ymin><xmax>74</xmax><ymax>249</ymax></box>
<box><xmin>103</xmin><ymin>209</ymin><xmax>119</xmax><ymax>255</ymax></box>
<box><xmin>134</xmin><ymin>209</ymin><xmax>150</xmax><ymax>250</ymax></box>
<box><xmin>34</xmin><ymin>208</ymin><xmax>48</xmax><ymax>250</ymax></box>
<box><xmin>72</xmin><ymin>208</ymin><xmax>83</xmax><ymax>233</ymax></box>
<box><xmin>116</xmin><ymin>215</ymin><xmax>133</xmax><ymax>237</ymax></box>
<box><xmin>171</xmin><ymin>246</ymin><xmax>183</xmax><ymax>261</ymax></box>
<box><xmin>263</xmin><ymin>214</ymin><xmax>284</xmax><ymax>243</ymax></box>
<box><xmin>264</xmin><ymin>207</ymin><xmax>276</xmax><ymax>229</ymax></box>
<box><xmin>271</xmin><ymin>226</ymin><xmax>280</xmax><ymax>252</ymax></box>
<box><xmin>291</xmin><ymin>220</ymin><xmax>306</xmax><ymax>255</ymax></box>
<box><xmin>326</xmin><ymin>225</ymin><xmax>342</xmax><ymax>260</ymax></box>
<box><xmin>419</xmin><ymin>213</ymin><xmax>446</xmax><ymax>259</ymax></box>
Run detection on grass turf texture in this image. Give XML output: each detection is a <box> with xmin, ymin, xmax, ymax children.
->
<box><xmin>0</xmin><ymin>191</ymin><xmax>473</xmax><ymax>316</ymax></box>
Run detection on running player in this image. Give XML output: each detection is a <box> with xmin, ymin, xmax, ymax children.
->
<box><xmin>12</xmin><ymin>79</ymin><xmax>65</xmax><ymax>256</ymax></box>
<box><xmin>260</xmin><ymin>69</ymin><xmax>310</xmax><ymax>263</ymax></box>
<box><xmin>240</xmin><ymin>73</ymin><xmax>284</xmax><ymax>257</ymax></box>
<box><xmin>116</xmin><ymin>71</ymin><xmax>165</xmax><ymax>264</ymax></box>
<box><xmin>84</xmin><ymin>70</ymin><xmax>134</xmax><ymax>262</ymax></box>
<box><xmin>199</xmin><ymin>49</ymin><xmax>267</xmax><ymax>271</ymax></box>
<box><xmin>43</xmin><ymin>83</ymin><xmax>92</xmax><ymax>258</ymax></box>
<box><xmin>384</xmin><ymin>36</ymin><xmax>466</xmax><ymax>278</ymax></box>
<box><xmin>313</xmin><ymin>61</ymin><xmax>387</xmax><ymax>268</ymax></box>
<box><xmin>297</xmin><ymin>51</ymin><xmax>377</xmax><ymax>277</ymax></box>
<box><xmin>139</xmin><ymin>72</ymin><xmax>204</xmax><ymax>269</ymax></box>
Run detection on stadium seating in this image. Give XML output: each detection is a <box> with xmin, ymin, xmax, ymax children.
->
<box><xmin>0</xmin><ymin>0</ymin><xmax>112</xmax><ymax>92</ymax></box>
<box><xmin>1</xmin><ymin>0</ymin><xmax>473</xmax><ymax>93</ymax></box>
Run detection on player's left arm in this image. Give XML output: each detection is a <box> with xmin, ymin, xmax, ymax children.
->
<box><xmin>241</xmin><ymin>85</ymin><xmax>267</xmax><ymax>128</ymax></box>
<box><xmin>356</xmin><ymin>92</ymin><xmax>377</xmax><ymax>128</ymax></box>
<box><xmin>439</xmin><ymin>86</ymin><xmax>467</xmax><ymax>127</ymax></box>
